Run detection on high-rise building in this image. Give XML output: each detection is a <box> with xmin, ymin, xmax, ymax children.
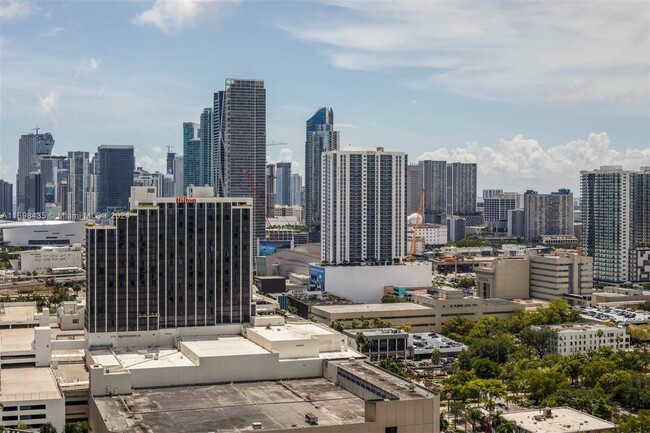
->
<box><xmin>406</xmin><ymin>164</ymin><xmax>420</xmax><ymax>215</ymax></box>
<box><xmin>200</xmin><ymin>108</ymin><xmax>213</xmax><ymax>187</ymax></box>
<box><xmin>213</xmin><ymin>79</ymin><xmax>266</xmax><ymax>254</ymax></box>
<box><xmin>321</xmin><ymin>147</ymin><xmax>406</xmax><ymax>264</ymax></box>
<box><xmin>85</xmin><ymin>187</ymin><xmax>252</xmax><ymax>335</ymax></box>
<box><xmin>446</xmin><ymin>162</ymin><xmax>477</xmax><ymax>216</ymax></box>
<box><xmin>523</xmin><ymin>189</ymin><xmax>573</xmax><ymax>242</ymax></box>
<box><xmin>173</xmin><ymin>155</ymin><xmax>184</xmax><ymax>196</ymax></box>
<box><xmin>0</xmin><ymin>179</ymin><xmax>13</xmax><ymax>218</ymax></box>
<box><xmin>446</xmin><ymin>216</ymin><xmax>466</xmax><ymax>243</ymax></box>
<box><xmin>68</xmin><ymin>151</ymin><xmax>90</xmax><ymax>220</ymax></box>
<box><xmin>97</xmin><ymin>145</ymin><xmax>134</xmax><ymax>213</ymax></box>
<box><xmin>305</xmin><ymin>107</ymin><xmax>339</xmax><ymax>241</ymax></box>
<box><xmin>184</xmin><ymin>138</ymin><xmax>202</xmax><ymax>190</ymax></box>
<box><xmin>166</xmin><ymin>149</ymin><xmax>176</xmax><ymax>175</ymax></box>
<box><xmin>581</xmin><ymin>166</ymin><xmax>650</xmax><ymax>283</ymax></box>
<box><xmin>484</xmin><ymin>192</ymin><xmax>521</xmax><ymax>232</ymax></box>
<box><xmin>483</xmin><ymin>189</ymin><xmax>503</xmax><ymax>200</ymax></box>
<box><xmin>290</xmin><ymin>173</ymin><xmax>302</xmax><ymax>207</ymax></box>
<box><xmin>265</xmin><ymin>163</ymin><xmax>276</xmax><ymax>217</ymax></box>
<box><xmin>275</xmin><ymin>161</ymin><xmax>291</xmax><ymax>206</ymax></box>
<box><xmin>38</xmin><ymin>154</ymin><xmax>68</xmax><ymax>217</ymax></box>
<box><xmin>17</xmin><ymin>131</ymin><xmax>54</xmax><ymax>213</ymax></box>
<box><xmin>418</xmin><ymin>160</ymin><xmax>447</xmax><ymax>223</ymax></box>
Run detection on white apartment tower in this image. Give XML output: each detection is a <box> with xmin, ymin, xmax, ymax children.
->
<box><xmin>321</xmin><ymin>147</ymin><xmax>406</xmax><ymax>264</ymax></box>
<box><xmin>581</xmin><ymin>166</ymin><xmax>650</xmax><ymax>283</ymax></box>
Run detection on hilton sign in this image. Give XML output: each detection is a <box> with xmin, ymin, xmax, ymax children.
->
<box><xmin>176</xmin><ymin>197</ymin><xmax>197</xmax><ymax>204</ymax></box>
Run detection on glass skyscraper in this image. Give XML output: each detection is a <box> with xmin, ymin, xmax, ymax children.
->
<box><xmin>305</xmin><ymin>107</ymin><xmax>339</xmax><ymax>241</ymax></box>
<box><xmin>97</xmin><ymin>145</ymin><xmax>134</xmax><ymax>213</ymax></box>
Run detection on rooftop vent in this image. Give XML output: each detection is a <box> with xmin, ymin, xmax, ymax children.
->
<box><xmin>252</xmin><ymin>422</ymin><xmax>262</xmax><ymax>429</ymax></box>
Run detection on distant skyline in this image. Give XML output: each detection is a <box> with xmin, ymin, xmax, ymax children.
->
<box><xmin>1</xmin><ymin>0</ymin><xmax>648</xmax><ymax>193</ymax></box>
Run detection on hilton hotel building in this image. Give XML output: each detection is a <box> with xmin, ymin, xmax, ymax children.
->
<box><xmin>86</xmin><ymin>186</ymin><xmax>252</xmax><ymax>346</ymax></box>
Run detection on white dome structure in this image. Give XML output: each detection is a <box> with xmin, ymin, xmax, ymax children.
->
<box><xmin>407</xmin><ymin>213</ymin><xmax>423</xmax><ymax>225</ymax></box>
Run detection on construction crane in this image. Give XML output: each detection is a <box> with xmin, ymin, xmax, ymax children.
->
<box><xmin>266</xmin><ymin>140</ymin><xmax>287</xmax><ymax>147</ymax></box>
<box><xmin>241</xmin><ymin>168</ymin><xmax>277</xmax><ymax>242</ymax></box>
<box><xmin>407</xmin><ymin>188</ymin><xmax>426</xmax><ymax>262</ymax></box>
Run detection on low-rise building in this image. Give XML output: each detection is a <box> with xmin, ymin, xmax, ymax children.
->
<box><xmin>529</xmin><ymin>253</ymin><xmax>593</xmax><ymax>303</ymax></box>
<box><xmin>18</xmin><ymin>245</ymin><xmax>83</xmax><ymax>274</ymax></box>
<box><xmin>343</xmin><ymin>328</ymin><xmax>408</xmax><ymax>361</ymax></box>
<box><xmin>0</xmin><ymin>367</ymin><xmax>66</xmax><ymax>432</ymax></box>
<box><xmin>408</xmin><ymin>223</ymin><xmax>447</xmax><ymax>246</ymax></box>
<box><xmin>310</xmin><ymin>303</ymin><xmax>437</xmax><ymax>333</ymax></box>
<box><xmin>501</xmin><ymin>407</ymin><xmax>616</xmax><ymax>433</ymax></box>
<box><xmin>0</xmin><ymin>220</ymin><xmax>85</xmax><ymax>247</ymax></box>
<box><xmin>544</xmin><ymin>323</ymin><xmax>629</xmax><ymax>356</ymax></box>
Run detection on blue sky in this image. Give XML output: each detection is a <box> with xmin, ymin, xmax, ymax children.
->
<box><xmin>1</xmin><ymin>0</ymin><xmax>648</xmax><ymax>192</ymax></box>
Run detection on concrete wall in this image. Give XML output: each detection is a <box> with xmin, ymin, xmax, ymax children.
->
<box><xmin>87</xmin><ymin>323</ymin><xmax>243</xmax><ymax>349</ymax></box>
<box><xmin>0</xmin><ymin>397</ymin><xmax>65</xmax><ymax>432</ymax></box>
<box><xmin>320</xmin><ymin>263</ymin><xmax>432</xmax><ymax>303</ymax></box>
<box><xmin>475</xmin><ymin>258</ymin><xmax>530</xmax><ymax>300</ymax></box>
<box><xmin>2</xmin><ymin>222</ymin><xmax>85</xmax><ymax>247</ymax></box>
<box><xmin>20</xmin><ymin>247</ymin><xmax>82</xmax><ymax>273</ymax></box>
<box><xmin>89</xmin><ymin>351</ymin><xmax>325</xmax><ymax>396</ymax></box>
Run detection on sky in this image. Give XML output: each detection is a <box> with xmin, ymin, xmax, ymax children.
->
<box><xmin>1</xmin><ymin>0</ymin><xmax>649</xmax><ymax>193</ymax></box>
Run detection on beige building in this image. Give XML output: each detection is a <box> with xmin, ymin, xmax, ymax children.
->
<box><xmin>475</xmin><ymin>257</ymin><xmax>530</xmax><ymax>299</ymax></box>
<box><xmin>311</xmin><ymin>303</ymin><xmax>438</xmax><ymax>332</ymax></box>
<box><xmin>474</xmin><ymin>253</ymin><xmax>594</xmax><ymax>304</ymax></box>
<box><xmin>311</xmin><ymin>289</ymin><xmax>523</xmax><ymax>333</ymax></box>
<box><xmin>86</xmin><ymin>317</ymin><xmax>440</xmax><ymax>433</ymax></box>
<box><xmin>529</xmin><ymin>253</ymin><xmax>593</xmax><ymax>303</ymax></box>
<box><xmin>544</xmin><ymin>323</ymin><xmax>629</xmax><ymax>356</ymax></box>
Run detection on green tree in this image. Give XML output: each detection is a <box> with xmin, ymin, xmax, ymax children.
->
<box><xmin>615</xmin><ymin>410</ymin><xmax>650</xmax><ymax>433</ymax></box>
<box><xmin>431</xmin><ymin>348</ymin><xmax>443</xmax><ymax>365</ymax></box>
<box><xmin>518</xmin><ymin>326</ymin><xmax>557</xmax><ymax>358</ymax></box>
<box><xmin>355</xmin><ymin>332</ymin><xmax>371</xmax><ymax>353</ymax></box>
<box><xmin>16</xmin><ymin>422</ymin><xmax>29</xmax><ymax>430</ymax></box>
<box><xmin>381</xmin><ymin>294</ymin><xmax>407</xmax><ymax>303</ymax></box>
<box><xmin>442</xmin><ymin>316</ymin><xmax>477</xmax><ymax>340</ymax></box>
<box><xmin>380</xmin><ymin>357</ymin><xmax>406</xmax><ymax>377</ymax></box>
<box><xmin>582</xmin><ymin>359</ymin><xmax>617</xmax><ymax>387</ymax></box>
<box><xmin>40</xmin><ymin>423</ymin><xmax>58</xmax><ymax>433</ymax></box>
<box><xmin>473</xmin><ymin>358</ymin><xmax>501</xmax><ymax>379</ymax></box>
<box><xmin>520</xmin><ymin>368</ymin><xmax>570</xmax><ymax>404</ymax></box>
<box><xmin>63</xmin><ymin>422</ymin><xmax>89</xmax><ymax>433</ymax></box>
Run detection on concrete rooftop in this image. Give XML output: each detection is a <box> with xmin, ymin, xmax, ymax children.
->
<box><xmin>502</xmin><ymin>407</ymin><xmax>616</xmax><ymax>433</ymax></box>
<box><xmin>250</xmin><ymin>322</ymin><xmax>336</xmax><ymax>341</ymax></box>
<box><xmin>93</xmin><ymin>378</ymin><xmax>366</xmax><ymax>433</ymax></box>
<box><xmin>313</xmin><ymin>303</ymin><xmax>433</xmax><ymax>314</ymax></box>
<box><xmin>0</xmin><ymin>303</ymin><xmax>37</xmax><ymax>324</ymax></box>
<box><xmin>0</xmin><ymin>327</ymin><xmax>34</xmax><ymax>352</ymax></box>
<box><xmin>1</xmin><ymin>366</ymin><xmax>62</xmax><ymax>401</ymax></box>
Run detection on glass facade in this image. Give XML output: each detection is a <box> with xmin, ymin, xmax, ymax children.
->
<box><xmin>97</xmin><ymin>145</ymin><xmax>134</xmax><ymax>212</ymax></box>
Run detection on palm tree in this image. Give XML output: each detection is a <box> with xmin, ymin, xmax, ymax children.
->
<box><xmin>431</xmin><ymin>348</ymin><xmax>443</xmax><ymax>366</ymax></box>
<box><xmin>491</xmin><ymin>412</ymin><xmax>517</xmax><ymax>433</ymax></box>
<box><xmin>467</xmin><ymin>407</ymin><xmax>483</xmax><ymax>432</ymax></box>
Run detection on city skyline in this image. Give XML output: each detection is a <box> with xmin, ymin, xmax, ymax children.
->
<box><xmin>1</xmin><ymin>1</ymin><xmax>649</xmax><ymax>193</ymax></box>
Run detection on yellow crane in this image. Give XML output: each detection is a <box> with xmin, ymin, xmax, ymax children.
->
<box><xmin>407</xmin><ymin>188</ymin><xmax>426</xmax><ymax>262</ymax></box>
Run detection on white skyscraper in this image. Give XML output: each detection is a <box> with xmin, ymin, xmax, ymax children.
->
<box><xmin>321</xmin><ymin>147</ymin><xmax>406</xmax><ymax>264</ymax></box>
<box><xmin>581</xmin><ymin>166</ymin><xmax>650</xmax><ymax>283</ymax></box>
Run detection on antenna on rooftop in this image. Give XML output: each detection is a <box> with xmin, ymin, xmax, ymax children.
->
<box><xmin>32</xmin><ymin>126</ymin><xmax>40</xmax><ymax>135</ymax></box>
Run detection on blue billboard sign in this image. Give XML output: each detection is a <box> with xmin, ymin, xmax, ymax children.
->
<box><xmin>258</xmin><ymin>240</ymin><xmax>292</xmax><ymax>256</ymax></box>
<box><xmin>308</xmin><ymin>264</ymin><xmax>326</xmax><ymax>292</ymax></box>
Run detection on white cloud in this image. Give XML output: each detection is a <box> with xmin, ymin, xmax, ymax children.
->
<box><xmin>133</xmin><ymin>0</ymin><xmax>239</xmax><ymax>34</ymax></box>
<box><xmin>277</xmin><ymin>147</ymin><xmax>302</xmax><ymax>172</ymax></box>
<box><xmin>279</xmin><ymin>1</ymin><xmax>650</xmax><ymax>112</ymax></box>
<box><xmin>0</xmin><ymin>0</ymin><xmax>38</xmax><ymax>21</ymax></box>
<box><xmin>39</xmin><ymin>27</ymin><xmax>64</xmax><ymax>37</ymax></box>
<box><xmin>38</xmin><ymin>91</ymin><xmax>58</xmax><ymax>124</ymax></box>
<box><xmin>0</xmin><ymin>154</ymin><xmax>12</xmax><ymax>180</ymax></box>
<box><xmin>137</xmin><ymin>150</ymin><xmax>167</xmax><ymax>173</ymax></box>
<box><xmin>416</xmin><ymin>133</ymin><xmax>650</xmax><ymax>192</ymax></box>
<box><xmin>78</xmin><ymin>58</ymin><xmax>100</xmax><ymax>75</ymax></box>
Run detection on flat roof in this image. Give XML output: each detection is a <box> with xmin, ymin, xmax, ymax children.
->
<box><xmin>502</xmin><ymin>407</ymin><xmax>616</xmax><ymax>433</ymax></box>
<box><xmin>90</xmin><ymin>347</ymin><xmax>196</xmax><ymax>370</ymax></box>
<box><xmin>330</xmin><ymin>359</ymin><xmax>435</xmax><ymax>400</ymax></box>
<box><xmin>548</xmin><ymin>323</ymin><xmax>622</xmax><ymax>332</ymax></box>
<box><xmin>181</xmin><ymin>335</ymin><xmax>269</xmax><ymax>357</ymax></box>
<box><xmin>343</xmin><ymin>328</ymin><xmax>407</xmax><ymax>337</ymax></box>
<box><xmin>313</xmin><ymin>303</ymin><xmax>433</xmax><ymax>314</ymax></box>
<box><xmin>249</xmin><ymin>322</ymin><xmax>337</xmax><ymax>342</ymax></box>
<box><xmin>52</xmin><ymin>362</ymin><xmax>89</xmax><ymax>389</ymax></box>
<box><xmin>1</xmin><ymin>367</ymin><xmax>62</xmax><ymax>401</ymax></box>
<box><xmin>93</xmin><ymin>378</ymin><xmax>366</xmax><ymax>432</ymax></box>
<box><xmin>0</xmin><ymin>327</ymin><xmax>34</xmax><ymax>352</ymax></box>
<box><xmin>0</xmin><ymin>303</ymin><xmax>37</xmax><ymax>324</ymax></box>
